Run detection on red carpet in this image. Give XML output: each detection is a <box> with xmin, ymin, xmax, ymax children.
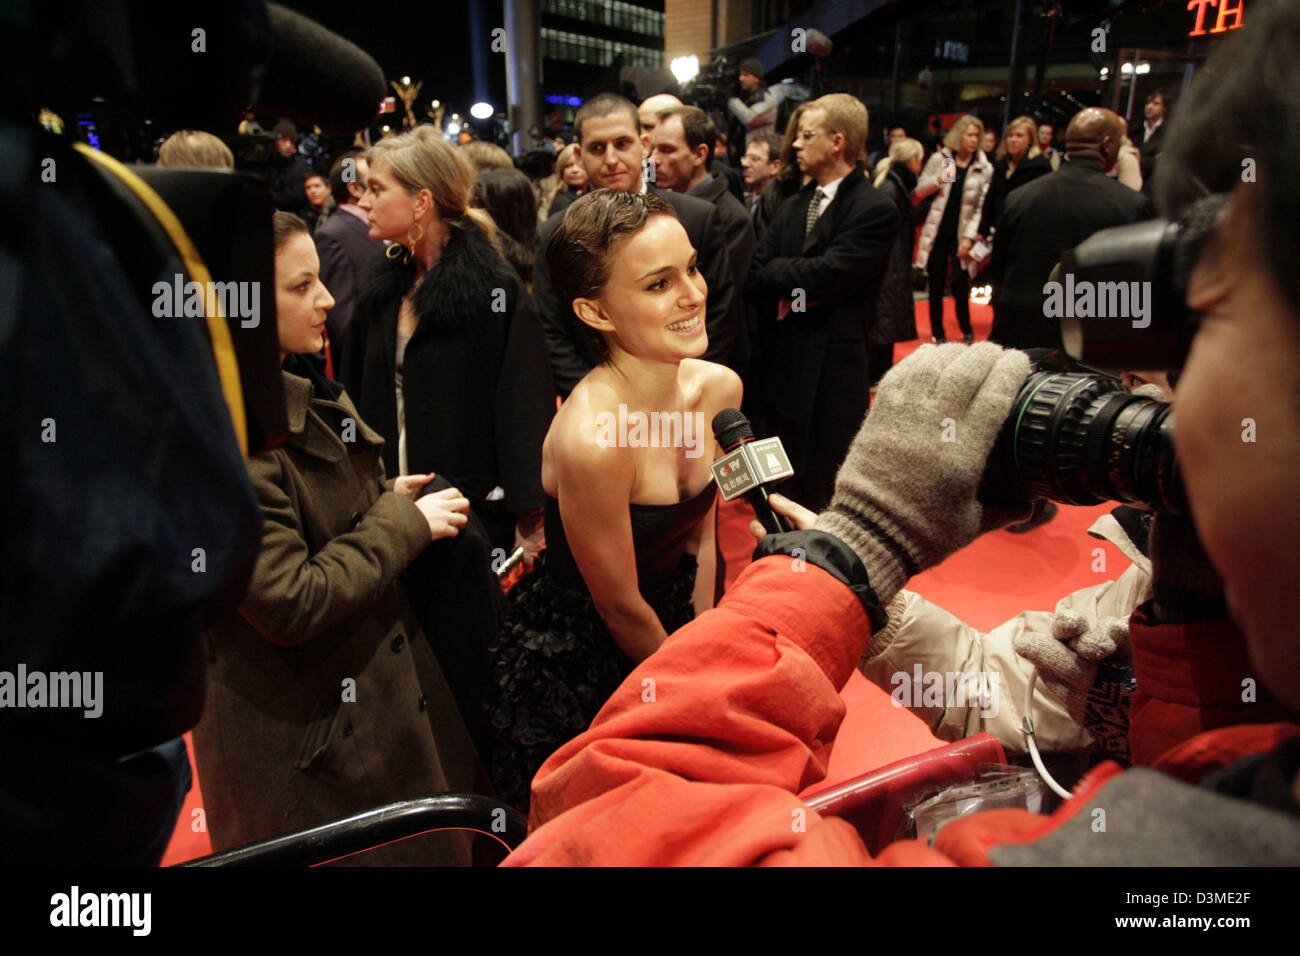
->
<box><xmin>163</xmin><ymin>296</ymin><xmax>1115</xmax><ymax>863</ymax></box>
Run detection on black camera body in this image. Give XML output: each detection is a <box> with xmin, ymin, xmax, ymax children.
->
<box><xmin>986</xmin><ymin>195</ymin><xmax>1226</xmax><ymax>514</ymax></box>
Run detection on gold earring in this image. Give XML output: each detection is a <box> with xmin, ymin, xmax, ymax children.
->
<box><xmin>385</xmin><ymin>242</ymin><xmax>406</xmax><ymax>261</ymax></box>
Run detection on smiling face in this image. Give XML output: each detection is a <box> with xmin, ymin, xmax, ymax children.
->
<box><xmin>582</xmin><ymin>111</ymin><xmax>646</xmax><ymax>191</ymax></box>
<box><xmin>1038</xmin><ymin>124</ymin><xmax>1054</xmax><ymax>149</ymax></box>
<box><xmin>574</xmin><ymin>214</ymin><xmax>708</xmax><ymax>362</ymax></box>
<box><xmin>275</xmin><ymin>231</ymin><xmax>335</xmax><ymax>358</ymax></box>
<box><xmin>357</xmin><ymin>157</ymin><xmax>426</xmax><ymax>241</ymax></box>
<box><xmin>1174</xmin><ymin>188</ymin><xmax>1300</xmax><ymax>708</ymax></box>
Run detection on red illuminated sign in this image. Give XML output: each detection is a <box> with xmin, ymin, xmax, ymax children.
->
<box><xmin>1187</xmin><ymin>0</ymin><xmax>1244</xmax><ymax>37</ymax></box>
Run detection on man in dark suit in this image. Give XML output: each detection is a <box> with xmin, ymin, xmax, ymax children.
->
<box><xmin>1128</xmin><ymin>90</ymin><xmax>1171</xmax><ymax>193</ymax></box>
<box><xmin>988</xmin><ymin>107</ymin><xmax>1155</xmax><ymax>352</ymax></box>
<box><xmin>534</xmin><ymin>93</ymin><xmax>735</xmax><ymax>397</ymax></box>
<box><xmin>747</xmin><ymin>93</ymin><xmax>899</xmax><ymax>513</ymax></box>
<box><xmin>314</xmin><ymin>150</ymin><xmax>387</xmax><ymax>362</ymax></box>
<box><xmin>650</xmin><ymin>104</ymin><xmax>757</xmax><ymax>385</ymax></box>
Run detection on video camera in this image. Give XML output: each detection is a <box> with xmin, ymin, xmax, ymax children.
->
<box><xmin>681</xmin><ymin>56</ymin><xmax>742</xmax><ymax>112</ymax></box>
<box><xmin>982</xmin><ymin>194</ymin><xmax>1227</xmax><ymax>515</ymax></box>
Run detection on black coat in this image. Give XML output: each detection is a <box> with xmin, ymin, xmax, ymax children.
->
<box><xmin>987</xmin><ymin>158</ymin><xmax>1154</xmax><ymax>350</ymax></box>
<box><xmin>977</xmin><ymin>153</ymin><xmax>1052</xmax><ymax>237</ymax></box>
<box><xmin>314</xmin><ymin>208</ymin><xmax>388</xmax><ymax>356</ymax></box>
<box><xmin>267</xmin><ymin>152</ymin><xmax>309</xmax><ymax>213</ymax></box>
<box><xmin>873</xmin><ymin>166</ymin><xmax>921</xmax><ymax>346</ymax></box>
<box><xmin>338</xmin><ymin>220</ymin><xmax>554</xmax><ymax>520</ymax></box>
<box><xmin>746</xmin><ymin>163</ymin><xmax>900</xmax><ymax>511</ymax></box>
<box><xmin>547</xmin><ymin>184</ymin><xmax>582</xmax><ymax>219</ymax></box>
<box><xmin>1129</xmin><ymin>119</ymin><xmax>1167</xmax><ymax>188</ymax></box>
<box><xmin>688</xmin><ymin>173</ymin><xmax>757</xmax><ymax>380</ymax></box>
<box><xmin>711</xmin><ymin>159</ymin><xmax>746</xmax><ymax>202</ymax></box>
<box><xmin>533</xmin><ymin>186</ymin><xmax>736</xmax><ymax>397</ymax></box>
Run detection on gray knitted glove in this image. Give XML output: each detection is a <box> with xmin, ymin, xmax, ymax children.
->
<box><xmin>813</xmin><ymin>342</ymin><xmax>1033</xmax><ymax>604</ymax></box>
<box><xmin>1013</xmin><ymin>611</ymin><xmax>1136</xmax><ymax>761</ymax></box>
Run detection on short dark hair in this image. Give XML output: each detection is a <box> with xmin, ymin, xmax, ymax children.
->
<box><xmin>748</xmin><ymin>131</ymin><xmax>782</xmax><ymax>162</ymax></box>
<box><xmin>1146</xmin><ymin>89</ymin><xmax>1174</xmax><ymax>110</ymax></box>
<box><xmin>1155</xmin><ymin>0</ymin><xmax>1299</xmax><ymax>309</ymax></box>
<box><xmin>657</xmin><ymin>105</ymin><xmax>716</xmax><ymax>172</ymax></box>
<box><xmin>328</xmin><ymin>151</ymin><xmax>362</xmax><ymax>205</ymax></box>
<box><xmin>574</xmin><ymin>93</ymin><xmax>641</xmax><ymax>144</ymax></box>
<box><xmin>546</xmin><ymin>189</ymin><xmax>676</xmax><ymax>361</ymax></box>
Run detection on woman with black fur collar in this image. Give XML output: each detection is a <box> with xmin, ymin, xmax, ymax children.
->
<box><xmin>338</xmin><ymin>126</ymin><xmax>555</xmax><ymax>559</ymax></box>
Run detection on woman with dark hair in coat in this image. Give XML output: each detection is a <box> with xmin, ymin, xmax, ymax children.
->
<box><xmin>473</xmin><ymin>165</ymin><xmax>539</xmax><ymax>288</ymax></box>
<box><xmin>191</xmin><ymin>212</ymin><xmax>488</xmax><ymax>865</ymax></box>
<box><xmin>338</xmin><ymin>125</ymin><xmax>556</xmax><ymax>561</ymax></box>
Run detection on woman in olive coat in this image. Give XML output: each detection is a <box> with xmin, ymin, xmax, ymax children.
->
<box><xmin>191</xmin><ymin>213</ymin><xmax>485</xmax><ymax>865</ymax></box>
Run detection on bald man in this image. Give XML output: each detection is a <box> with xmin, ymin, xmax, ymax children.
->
<box><xmin>986</xmin><ymin>107</ymin><xmax>1154</xmax><ymax>352</ymax></box>
<box><xmin>638</xmin><ymin>93</ymin><xmax>683</xmax><ymax>140</ymax></box>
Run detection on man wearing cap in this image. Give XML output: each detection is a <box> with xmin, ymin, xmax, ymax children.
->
<box><xmin>728</xmin><ymin>58</ymin><xmax>778</xmax><ymax>139</ymax></box>
<box><xmin>267</xmin><ymin>118</ymin><xmax>311</xmax><ymax>213</ymax></box>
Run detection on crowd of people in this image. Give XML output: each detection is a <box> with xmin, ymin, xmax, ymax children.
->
<box><xmin>13</xmin><ymin>0</ymin><xmax>1300</xmax><ymax>870</ymax></box>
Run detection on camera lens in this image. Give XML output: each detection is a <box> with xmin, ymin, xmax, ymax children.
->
<box><xmin>983</xmin><ymin>366</ymin><xmax>1187</xmax><ymax>513</ymax></box>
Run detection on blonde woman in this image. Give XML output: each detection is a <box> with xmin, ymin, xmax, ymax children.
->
<box><xmin>914</xmin><ymin>114</ymin><xmax>994</xmax><ymax>343</ymax></box>
<box><xmin>338</xmin><ymin>124</ymin><xmax>555</xmax><ymax>561</ymax></box>
<box><xmin>546</xmin><ymin>142</ymin><xmax>588</xmax><ymax>218</ymax></box>
<box><xmin>869</xmin><ymin>137</ymin><xmax>926</xmax><ymax>383</ymax></box>
<box><xmin>977</xmin><ymin>114</ymin><xmax>1053</xmax><ymax>238</ymax></box>
<box><xmin>1115</xmin><ymin>133</ymin><xmax>1143</xmax><ymax>191</ymax></box>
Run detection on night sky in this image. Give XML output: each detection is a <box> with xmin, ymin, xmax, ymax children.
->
<box><xmin>281</xmin><ymin>0</ymin><xmax>504</xmax><ymax>120</ymax></box>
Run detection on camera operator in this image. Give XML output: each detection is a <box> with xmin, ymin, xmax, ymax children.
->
<box><xmin>727</xmin><ymin>58</ymin><xmax>778</xmax><ymax>141</ymax></box>
<box><xmin>503</xmin><ymin>0</ymin><xmax>1300</xmax><ymax>866</ymax></box>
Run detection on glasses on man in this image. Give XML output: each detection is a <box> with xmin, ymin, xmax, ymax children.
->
<box><xmin>796</xmin><ymin>129</ymin><xmax>826</xmax><ymax>143</ymax></box>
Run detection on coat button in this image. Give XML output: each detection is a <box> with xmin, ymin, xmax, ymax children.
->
<box><xmin>391</xmin><ymin>633</ymin><xmax>405</xmax><ymax>652</ymax></box>
<box><xmin>418</xmin><ymin>694</ymin><xmax>428</xmax><ymax>712</ymax></box>
<box><xmin>343</xmin><ymin>723</ymin><xmax>354</xmax><ymax>737</ymax></box>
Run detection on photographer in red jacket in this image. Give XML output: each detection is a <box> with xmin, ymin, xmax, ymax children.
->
<box><xmin>503</xmin><ymin>0</ymin><xmax>1300</xmax><ymax>867</ymax></box>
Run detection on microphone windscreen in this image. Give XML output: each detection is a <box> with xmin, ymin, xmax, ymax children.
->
<box><xmin>712</xmin><ymin>408</ymin><xmax>754</xmax><ymax>450</ymax></box>
<box><xmin>261</xmin><ymin>3</ymin><xmax>386</xmax><ymax>132</ymax></box>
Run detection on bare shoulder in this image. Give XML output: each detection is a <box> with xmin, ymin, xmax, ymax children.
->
<box><xmin>683</xmin><ymin>359</ymin><xmax>743</xmax><ymax>413</ymax></box>
<box><xmin>546</xmin><ymin>379</ymin><xmax>635</xmax><ymax>487</ymax></box>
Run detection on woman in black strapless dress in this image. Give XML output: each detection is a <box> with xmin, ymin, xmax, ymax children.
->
<box><xmin>485</xmin><ymin>190</ymin><xmax>743</xmax><ymax>809</ymax></box>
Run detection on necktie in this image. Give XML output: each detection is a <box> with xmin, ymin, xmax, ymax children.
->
<box><xmin>803</xmin><ymin>186</ymin><xmax>826</xmax><ymax>238</ymax></box>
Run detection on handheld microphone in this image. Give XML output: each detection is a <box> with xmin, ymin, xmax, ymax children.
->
<box><xmin>710</xmin><ymin>409</ymin><xmax>795</xmax><ymax>534</ymax></box>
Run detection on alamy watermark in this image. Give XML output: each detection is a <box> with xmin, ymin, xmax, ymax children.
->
<box><xmin>152</xmin><ymin>274</ymin><xmax>260</xmax><ymax>328</ymax></box>
<box><xmin>890</xmin><ymin>665</ymin><xmax>999</xmax><ymax>719</ymax></box>
<box><xmin>0</xmin><ymin>664</ymin><xmax>102</xmax><ymax>717</ymax></box>
<box><xmin>1042</xmin><ymin>274</ymin><xmax>1151</xmax><ymax>329</ymax></box>
<box><xmin>594</xmin><ymin>404</ymin><xmax>706</xmax><ymax>458</ymax></box>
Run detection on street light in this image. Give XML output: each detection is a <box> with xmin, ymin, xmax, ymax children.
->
<box><xmin>670</xmin><ymin>55</ymin><xmax>699</xmax><ymax>84</ymax></box>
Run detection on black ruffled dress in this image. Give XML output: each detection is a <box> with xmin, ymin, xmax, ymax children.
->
<box><xmin>485</xmin><ymin>483</ymin><xmax>716</xmax><ymax>809</ymax></box>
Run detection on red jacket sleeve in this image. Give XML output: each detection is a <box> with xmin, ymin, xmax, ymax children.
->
<box><xmin>503</xmin><ymin>555</ymin><xmax>953</xmax><ymax>866</ymax></box>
